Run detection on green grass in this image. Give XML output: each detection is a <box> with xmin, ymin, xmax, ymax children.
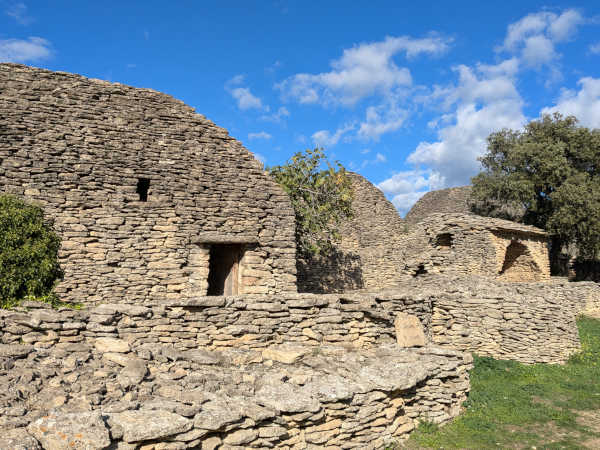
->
<box><xmin>0</xmin><ymin>291</ymin><xmax>83</xmax><ymax>310</ymax></box>
<box><xmin>403</xmin><ymin>316</ymin><xmax>600</xmax><ymax>449</ymax></box>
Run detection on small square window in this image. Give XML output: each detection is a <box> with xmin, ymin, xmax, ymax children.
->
<box><xmin>136</xmin><ymin>178</ymin><xmax>150</xmax><ymax>202</ymax></box>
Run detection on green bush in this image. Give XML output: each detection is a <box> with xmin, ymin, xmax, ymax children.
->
<box><xmin>0</xmin><ymin>194</ymin><xmax>63</xmax><ymax>308</ymax></box>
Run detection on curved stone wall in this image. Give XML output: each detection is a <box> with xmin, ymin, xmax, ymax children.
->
<box><xmin>298</xmin><ymin>173</ymin><xmax>408</xmax><ymax>293</ymax></box>
<box><xmin>0</xmin><ymin>64</ymin><xmax>296</xmax><ymax>304</ymax></box>
<box><xmin>405</xmin><ymin>186</ymin><xmax>473</xmax><ymax>223</ymax></box>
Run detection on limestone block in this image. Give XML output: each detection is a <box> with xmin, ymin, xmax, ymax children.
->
<box><xmin>394</xmin><ymin>313</ymin><xmax>427</xmax><ymax>348</ymax></box>
<box><xmin>108</xmin><ymin>410</ymin><xmax>192</xmax><ymax>443</ymax></box>
<box><xmin>95</xmin><ymin>337</ymin><xmax>130</xmax><ymax>353</ymax></box>
<box><xmin>0</xmin><ymin>428</ymin><xmax>41</xmax><ymax>450</ymax></box>
<box><xmin>261</xmin><ymin>345</ymin><xmax>311</xmax><ymax>364</ymax></box>
<box><xmin>27</xmin><ymin>411</ymin><xmax>111</xmax><ymax>449</ymax></box>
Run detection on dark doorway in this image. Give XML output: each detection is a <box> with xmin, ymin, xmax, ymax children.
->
<box><xmin>207</xmin><ymin>244</ymin><xmax>244</xmax><ymax>296</ymax></box>
<box><xmin>500</xmin><ymin>241</ymin><xmax>528</xmax><ymax>275</ymax></box>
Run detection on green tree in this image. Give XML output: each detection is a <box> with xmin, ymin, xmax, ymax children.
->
<box><xmin>268</xmin><ymin>148</ymin><xmax>354</xmax><ymax>257</ymax></box>
<box><xmin>0</xmin><ymin>194</ymin><xmax>63</xmax><ymax>308</ymax></box>
<box><xmin>471</xmin><ymin>113</ymin><xmax>600</xmax><ymax>261</ymax></box>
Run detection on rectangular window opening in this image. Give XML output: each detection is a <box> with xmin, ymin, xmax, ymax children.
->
<box><xmin>207</xmin><ymin>244</ymin><xmax>244</xmax><ymax>296</ymax></box>
<box><xmin>136</xmin><ymin>178</ymin><xmax>150</xmax><ymax>202</ymax></box>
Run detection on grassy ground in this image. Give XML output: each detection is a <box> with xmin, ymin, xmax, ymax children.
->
<box><xmin>401</xmin><ymin>316</ymin><xmax>600</xmax><ymax>449</ymax></box>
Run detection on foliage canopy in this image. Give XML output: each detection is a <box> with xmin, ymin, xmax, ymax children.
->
<box><xmin>268</xmin><ymin>148</ymin><xmax>353</xmax><ymax>257</ymax></box>
<box><xmin>471</xmin><ymin>113</ymin><xmax>600</xmax><ymax>260</ymax></box>
<box><xmin>0</xmin><ymin>194</ymin><xmax>63</xmax><ymax>308</ymax></box>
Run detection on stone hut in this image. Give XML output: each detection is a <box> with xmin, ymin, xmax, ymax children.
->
<box><xmin>404</xmin><ymin>213</ymin><xmax>551</xmax><ymax>281</ymax></box>
<box><xmin>298</xmin><ymin>172</ymin><xmax>408</xmax><ymax>292</ymax></box>
<box><xmin>404</xmin><ymin>186</ymin><xmax>472</xmax><ymax>223</ymax></box>
<box><xmin>0</xmin><ymin>64</ymin><xmax>296</xmax><ymax>305</ymax></box>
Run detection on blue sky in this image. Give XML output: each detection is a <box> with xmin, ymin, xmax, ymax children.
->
<box><xmin>1</xmin><ymin>1</ymin><xmax>599</xmax><ymax>215</ymax></box>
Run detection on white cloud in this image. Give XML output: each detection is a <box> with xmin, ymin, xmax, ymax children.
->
<box><xmin>228</xmin><ymin>87</ymin><xmax>263</xmax><ymax>110</ymax></box>
<box><xmin>377</xmin><ymin>169</ymin><xmax>445</xmax><ymax>215</ymax></box>
<box><xmin>248</xmin><ymin>131</ymin><xmax>272</xmax><ymax>140</ymax></box>
<box><xmin>5</xmin><ymin>2</ymin><xmax>32</xmax><ymax>25</ymax></box>
<box><xmin>228</xmin><ymin>74</ymin><xmax>245</xmax><ymax>85</ymax></box>
<box><xmin>260</xmin><ymin>106</ymin><xmax>290</xmax><ymax>123</ymax></box>
<box><xmin>224</xmin><ymin>75</ymin><xmax>264</xmax><ymax>110</ymax></box>
<box><xmin>376</xmin><ymin>152</ymin><xmax>386</xmax><ymax>163</ymax></box>
<box><xmin>357</xmin><ymin>100</ymin><xmax>409</xmax><ymax>141</ymax></box>
<box><xmin>312</xmin><ymin>123</ymin><xmax>355</xmax><ymax>147</ymax></box>
<box><xmin>0</xmin><ymin>37</ymin><xmax>52</xmax><ymax>63</ymax></box>
<box><xmin>589</xmin><ymin>42</ymin><xmax>600</xmax><ymax>54</ymax></box>
<box><xmin>406</xmin><ymin>60</ymin><xmax>526</xmax><ymax>190</ymax></box>
<box><xmin>541</xmin><ymin>77</ymin><xmax>600</xmax><ymax>129</ymax></box>
<box><xmin>498</xmin><ymin>9</ymin><xmax>584</xmax><ymax>68</ymax></box>
<box><xmin>277</xmin><ymin>34</ymin><xmax>452</xmax><ymax>106</ymax></box>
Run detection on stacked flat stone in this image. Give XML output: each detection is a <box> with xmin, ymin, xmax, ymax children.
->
<box><xmin>0</xmin><ymin>301</ymin><xmax>472</xmax><ymax>449</ymax></box>
<box><xmin>404</xmin><ymin>186</ymin><xmax>473</xmax><ymax>224</ymax></box>
<box><xmin>298</xmin><ymin>173</ymin><xmax>408</xmax><ymax>293</ymax></box>
<box><xmin>401</xmin><ymin>213</ymin><xmax>551</xmax><ymax>281</ymax></box>
<box><xmin>0</xmin><ymin>63</ymin><xmax>296</xmax><ymax>305</ymax></box>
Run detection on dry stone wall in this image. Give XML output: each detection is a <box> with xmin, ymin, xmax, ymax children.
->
<box><xmin>404</xmin><ymin>186</ymin><xmax>473</xmax><ymax>224</ymax></box>
<box><xmin>410</xmin><ymin>275</ymin><xmax>596</xmax><ymax>364</ymax></box>
<box><xmin>0</xmin><ymin>276</ymin><xmax>592</xmax><ymax>366</ymax></box>
<box><xmin>0</xmin><ymin>63</ymin><xmax>296</xmax><ymax>305</ymax></box>
<box><xmin>0</xmin><ymin>293</ymin><xmax>432</xmax><ymax>352</ymax></box>
<box><xmin>0</xmin><ymin>300</ymin><xmax>472</xmax><ymax>449</ymax></box>
<box><xmin>403</xmin><ymin>213</ymin><xmax>551</xmax><ymax>281</ymax></box>
<box><xmin>298</xmin><ymin>173</ymin><xmax>408</xmax><ymax>293</ymax></box>
<box><xmin>0</xmin><ymin>274</ymin><xmax>594</xmax><ymax>448</ymax></box>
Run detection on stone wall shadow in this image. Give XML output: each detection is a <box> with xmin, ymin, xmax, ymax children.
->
<box><xmin>296</xmin><ymin>248</ymin><xmax>364</xmax><ymax>293</ymax></box>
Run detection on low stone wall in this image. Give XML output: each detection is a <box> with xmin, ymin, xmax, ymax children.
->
<box><xmin>1</xmin><ymin>277</ymin><xmax>594</xmax><ymax>366</ymax></box>
<box><xmin>0</xmin><ymin>293</ymin><xmax>432</xmax><ymax>353</ymax></box>
<box><xmin>0</xmin><ymin>309</ymin><xmax>472</xmax><ymax>449</ymax></box>
<box><xmin>415</xmin><ymin>276</ymin><xmax>598</xmax><ymax>364</ymax></box>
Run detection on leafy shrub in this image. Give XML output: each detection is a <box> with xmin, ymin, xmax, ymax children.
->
<box><xmin>268</xmin><ymin>148</ymin><xmax>353</xmax><ymax>257</ymax></box>
<box><xmin>0</xmin><ymin>194</ymin><xmax>63</xmax><ymax>308</ymax></box>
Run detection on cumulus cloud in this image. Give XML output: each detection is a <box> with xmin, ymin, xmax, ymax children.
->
<box><xmin>360</xmin><ymin>152</ymin><xmax>387</xmax><ymax>169</ymax></box>
<box><xmin>589</xmin><ymin>42</ymin><xmax>600</xmax><ymax>54</ymax></box>
<box><xmin>229</xmin><ymin>87</ymin><xmax>263</xmax><ymax>110</ymax></box>
<box><xmin>311</xmin><ymin>123</ymin><xmax>355</xmax><ymax>147</ymax></box>
<box><xmin>377</xmin><ymin>169</ymin><xmax>445</xmax><ymax>215</ymax></box>
<box><xmin>357</xmin><ymin>100</ymin><xmax>410</xmax><ymax>141</ymax></box>
<box><xmin>0</xmin><ymin>37</ymin><xmax>52</xmax><ymax>63</ymax></box>
<box><xmin>541</xmin><ymin>77</ymin><xmax>600</xmax><ymax>128</ymax></box>
<box><xmin>277</xmin><ymin>34</ymin><xmax>452</xmax><ymax>106</ymax></box>
<box><xmin>407</xmin><ymin>61</ymin><xmax>526</xmax><ymax>188</ymax></box>
<box><xmin>248</xmin><ymin>131</ymin><xmax>272</xmax><ymax>140</ymax></box>
<box><xmin>497</xmin><ymin>9</ymin><xmax>584</xmax><ymax>67</ymax></box>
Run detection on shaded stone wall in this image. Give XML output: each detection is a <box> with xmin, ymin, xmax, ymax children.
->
<box><xmin>0</xmin><ymin>64</ymin><xmax>296</xmax><ymax>304</ymax></box>
<box><xmin>404</xmin><ymin>213</ymin><xmax>551</xmax><ymax>281</ymax></box>
<box><xmin>298</xmin><ymin>173</ymin><xmax>408</xmax><ymax>293</ymax></box>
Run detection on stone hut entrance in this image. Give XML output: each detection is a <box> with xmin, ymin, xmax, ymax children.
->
<box><xmin>499</xmin><ymin>241</ymin><xmax>541</xmax><ymax>281</ymax></box>
<box><xmin>207</xmin><ymin>244</ymin><xmax>244</xmax><ymax>296</ymax></box>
